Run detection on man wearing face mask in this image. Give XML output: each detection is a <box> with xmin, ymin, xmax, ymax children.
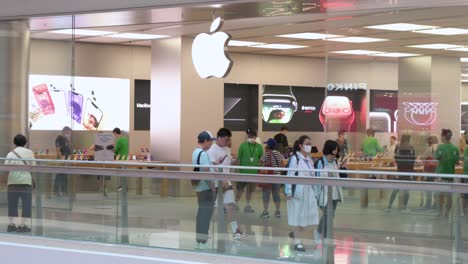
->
<box><xmin>236</xmin><ymin>128</ymin><xmax>264</xmax><ymax>213</ymax></box>
<box><xmin>54</xmin><ymin>126</ymin><xmax>72</xmax><ymax>196</ymax></box>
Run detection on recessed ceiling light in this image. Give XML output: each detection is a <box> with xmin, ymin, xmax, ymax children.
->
<box><xmin>331</xmin><ymin>50</ymin><xmax>382</xmax><ymax>55</ymax></box>
<box><xmin>327</xmin><ymin>36</ymin><xmax>387</xmax><ymax>43</ymax></box>
<box><xmin>365</xmin><ymin>23</ymin><xmax>436</xmax><ymax>31</ymax></box>
<box><xmin>449</xmin><ymin>47</ymin><xmax>468</xmax><ymax>52</ymax></box>
<box><xmin>461</xmin><ymin>58</ymin><xmax>468</xmax><ymax>62</ymax></box>
<box><xmin>109</xmin><ymin>33</ymin><xmax>169</xmax><ymax>40</ymax></box>
<box><xmin>50</xmin><ymin>29</ymin><xmax>114</xmax><ymax>36</ymax></box>
<box><xmin>408</xmin><ymin>44</ymin><xmax>465</xmax><ymax>50</ymax></box>
<box><xmin>253</xmin><ymin>44</ymin><xmax>308</xmax><ymax>49</ymax></box>
<box><xmin>228</xmin><ymin>40</ymin><xmax>265</xmax><ymax>47</ymax></box>
<box><xmin>372</xmin><ymin>52</ymin><xmax>421</xmax><ymax>58</ymax></box>
<box><xmin>416</xmin><ymin>28</ymin><xmax>468</xmax><ymax>35</ymax></box>
<box><xmin>277</xmin><ymin>32</ymin><xmax>342</xmax><ymax>40</ymax></box>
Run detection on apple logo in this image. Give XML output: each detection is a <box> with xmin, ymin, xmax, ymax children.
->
<box><xmin>192</xmin><ymin>17</ymin><xmax>233</xmax><ymax>79</ymax></box>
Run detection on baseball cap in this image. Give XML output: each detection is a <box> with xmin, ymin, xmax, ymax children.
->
<box><xmin>264</xmin><ymin>138</ymin><xmax>277</xmax><ymax>148</ymax></box>
<box><xmin>198</xmin><ymin>131</ymin><xmax>216</xmax><ymax>142</ymax></box>
<box><xmin>246</xmin><ymin>128</ymin><xmax>257</xmax><ymax>137</ymax></box>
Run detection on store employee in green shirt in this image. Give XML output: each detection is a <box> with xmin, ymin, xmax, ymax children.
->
<box><xmin>113</xmin><ymin>127</ymin><xmax>129</xmax><ymax>160</ymax></box>
<box><xmin>362</xmin><ymin>128</ymin><xmax>384</xmax><ymax>157</ymax></box>
<box><xmin>236</xmin><ymin>128</ymin><xmax>264</xmax><ymax>213</ymax></box>
<box><xmin>435</xmin><ymin>129</ymin><xmax>459</xmax><ymax>217</ymax></box>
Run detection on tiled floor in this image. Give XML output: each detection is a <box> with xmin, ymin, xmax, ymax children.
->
<box><xmin>2</xmin><ymin>188</ymin><xmax>467</xmax><ymax>263</ymax></box>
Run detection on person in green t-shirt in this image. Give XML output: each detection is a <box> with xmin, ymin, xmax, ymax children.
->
<box><xmin>113</xmin><ymin>127</ymin><xmax>129</xmax><ymax>160</ymax></box>
<box><xmin>236</xmin><ymin>128</ymin><xmax>264</xmax><ymax>213</ymax></box>
<box><xmin>361</xmin><ymin>128</ymin><xmax>383</xmax><ymax>157</ymax></box>
<box><xmin>435</xmin><ymin>129</ymin><xmax>459</xmax><ymax>218</ymax></box>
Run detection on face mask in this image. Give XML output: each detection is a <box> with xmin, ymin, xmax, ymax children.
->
<box><xmin>247</xmin><ymin>138</ymin><xmax>255</xmax><ymax>144</ymax></box>
<box><xmin>303</xmin><ymin>145</ymin><xmax>312</xmax><ymax>153</ymax></box>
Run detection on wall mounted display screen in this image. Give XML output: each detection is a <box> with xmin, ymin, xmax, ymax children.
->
<box><xmin>324</xmin><ymin>89</ymin><xmax>367</xmax><ymax>132</ymax></box>
<box><xmin>134</xmin><ymin>80</ymin><xmax>151</xmax><ymax>131</ymax></box>
<box><xmin>397</xmin><ymin>93</ymin><xmax>437</xmax><ymax>131</ymax></box>
<box><xmin>369</xmin><ymin>90</ymin><xmax>398</xmax><ymax>133</ymax></box>
<box><xmin>29</xmin><ymin>74</ymin><xmax>130</xmax><ymax>131</ymax></box>
<box><xmin>224</xmin><ymin>83</ymin><xmax>258</xmax><ymax>131</ymax></box>
<box><xmin>262</xmin><ymin>85</ymin><xmax>325</xmax><ymax>132</ymax></box>
<box><xmin>461</xmin><ymin>103</ymin><xmax>468</xmax><ymax>132</ymax></box>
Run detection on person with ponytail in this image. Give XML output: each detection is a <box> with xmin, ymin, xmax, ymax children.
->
<box><xmin>284</xmin><ymin>135</ymin><xmax>319</xmax><ymax>252</ymax></box>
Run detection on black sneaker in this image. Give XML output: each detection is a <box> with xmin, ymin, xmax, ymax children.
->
<box><xmin>260</xmin><ymin>211</ymin><xmax>270</xmax><ymax>218</ymax></box>
<box><xmin>244</xmin><ymin>205</ymin><xmax>255</xmax><ymax>213</ymax></box>
<box><xmin>275</xmin><ymin>210</ymin><xmax>281</xmax><ymax>218</ymax></box>
<box><xmin>294</xmin><ymin>243</ymin><xmax>306</xmax><ymax>252</ymax></box>
<box><xmin>16</xmin><ymin>225</ymin><xmax>31</xmax><ymax>233</ymax></box>
<box><xmin>7</xmin><ymin>224</ymin><xmax>16</xmax><ymax>233</ymax></box>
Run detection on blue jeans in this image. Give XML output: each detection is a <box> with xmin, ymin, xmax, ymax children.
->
<box><xmin>8</xmin><ymin>184</ymin><xmax>32</xmax><ymax>218</ymax></box>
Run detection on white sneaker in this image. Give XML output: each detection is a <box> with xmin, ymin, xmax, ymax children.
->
<box><xmin>233</xmin><ymin>231</ymin><xmax>248</xmax><ymax>240</ymax></box>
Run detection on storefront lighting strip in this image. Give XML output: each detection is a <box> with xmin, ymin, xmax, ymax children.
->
<box><xmin>252</xmin><ymin>43</ymin><xmax>308</xmax><ymax>49</ymax></box>
<box><xmin>228</xmin><ymin>40</ymin><xmax>265</xmax><ymax>47</ymax></box>
<box><xmin>50</xmin><ymin>29</ymin><xmax>115</xmax><ymax>36</ymax></box>
<box><xmin>276</xmin><ymin>32</ymin><xmax>342</xmax><ymax>40</ymax></box>
<box><xmin>109</xmin><ymin>33</ymin><xmax>169</xmax><ymax>40</ymax></box>
<box><xmin>415</xmin><ymin>27</ymin><xmax>468</xmax><ymax>35</ymax></box>
<box><xmin>327</xmin><ymin>36</ymin><xmax>387</xmax><ymax>43</ymax></box>
<box><xmin>331</xmin><ymin>50</ymin><xmax>382</xmax><ymax>55</ymax></box>
<box><xmin>407</xmin><ymin>43</ymin><xmax>465</xmax><ymax>49</ymax></box>
<box><xmin>331</xmin><ymin>50</ymin><xmax>419</xmax><ymax>57</ymax></box>
<box><xmin>372</xmin><ymin>52</ymin><xmax>420</xmax><ymax>57</ymax></box>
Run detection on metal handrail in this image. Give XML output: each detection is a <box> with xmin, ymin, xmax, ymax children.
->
<box><xmin>0</xmin><ymin>157</ymin><xmax>467</xmax><ymax>180</ymax></box>
<box><xmin>0</xmin><ymin>161</ymin><xmax>467</xmax><ymax>193</ymax></box>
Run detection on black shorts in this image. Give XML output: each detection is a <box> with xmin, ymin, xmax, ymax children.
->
<box><xmin>236</xmin><ymin>182</ymin><xmax>255</xmax><ymax>191</ymax></box>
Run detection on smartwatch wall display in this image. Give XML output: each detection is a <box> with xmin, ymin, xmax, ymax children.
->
<box><xmin>262</xmin><ymin>85</ymin><xmax>325</xmax><ymax>132</ymax></box>
<box><xmin>319</xmin><ymin>96</ymin><xmax>355</xmax><ymax>132</ymax></box>
<box><xmin>370</xmin><ymin>90</ymin><xmax>398</xmax><ymax>133</ymax></box>
<box><xmin>28</xmin><ymin>74</ymin><xmax>130</xmax><ymax>131</ymax></box>
<box><xmin>224</xmin><ymin>83</ymin><xmax>258</xmax><ymax>131</ymax></box>
<box><xmin>326</xmin><ymin>89</ymin><xmax>367</xmax><ymax>132</ymax></box>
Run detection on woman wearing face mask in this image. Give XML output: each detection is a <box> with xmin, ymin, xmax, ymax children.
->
<box><xmin>284</xmin><ymin>135</ymin><xmax>319</xmax><ymax>252</ymax></box>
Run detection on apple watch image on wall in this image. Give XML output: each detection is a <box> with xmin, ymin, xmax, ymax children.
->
<box><xmin>262</xmin><ymin>86</ymin><xmax>298</xmax><ymax>124</ymax></box>
<box><xmin>369</xmin><ymin>112</ymin><xmax>391</xmax><ymax>132</ymax></box>
<box><xmin>319</xmin><ymin>96</ymin><xmax>355</xmax><ymax>132</ymax></box>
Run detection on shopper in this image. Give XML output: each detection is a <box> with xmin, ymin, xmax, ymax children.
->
<box><xmin>315</xmin><ymin>140</ymin><xmax>344</xmax><ymax>240</ymax></box>
<box><xmin>113</xmin><ymin>127</ymin><xmax>129</xmax><ymax>160</ymax></box>
<box><xmin>420</xmin><ymin>136</ymin><xmax>439</xmax><ymax>210</ymax></box>
<box><xmin>274</xmin><ymin>126</ymin><xmax>290</xmax><ymax>157</ymax></box>
<box><xmin>336</xmin><ymin>131</ymin><xmax>349</xmax><ymax>158</ymax></box>
<box><xmin>236</xmin><ymin>128</ymin><xmax>263</xmax><ymax>213</ymax></box>
<box><xmin>259</xmin><ymin>138</ymin><xmax>284</xmax><ymax>219</ymax></box>
<box><xmin>384</xmin><ymin>136</ymin><xmax>397</xmax><ymax>158</ymax></box>
<box><xmin>361</xmin><ymin>128</ymin><xmax>383</xmax><ymax>157</ymax></box>
<box><xmin>207</xmin><ymin>128</ymin><xmax>247</xmax><ymax>239</ymax></box>
<box><xmin>193</xmin><ymin>131</ymin><xmax>216</xmax><ymax>250</ymax></box>
<box><xmin>54</xmin><ymin>126</ymin><xmax>72</xmax><ymax>196</ymax></box>
<box><xmin>5</xmin><ymin>134</ymin><xmax>36</xmax><ymax>233</ymax></box>
<box><xmin>386</xmin><ymin>134</ymin><xmax>415</xmax><ymax>212</ymax></box>
<box><xmin>435</xmin><ymin>129</ymin><xmax>459</xmax><ymax>218</ymax></box>
<box><xmin>285</xmin><ymin>135</ymin><xmax>319</xmax><ymax>252</ymax></box>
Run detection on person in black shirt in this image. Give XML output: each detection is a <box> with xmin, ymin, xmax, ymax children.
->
<box><xmin>54</xmin><ymin>126</ymin><xmax>72</xmax><ymax>196</ymax></box>
<box><xmin>274</xmin><ymin>126</ymin><xmax>289</xmax><ymax>157</ymax></box>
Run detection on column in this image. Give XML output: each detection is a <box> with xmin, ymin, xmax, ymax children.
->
<box><xmin>0</xmin><ymin>21</ymin><xmax>30</xmax><ymax>156</ymax></box>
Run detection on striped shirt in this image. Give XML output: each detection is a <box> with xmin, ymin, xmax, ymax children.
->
<box><xmin>260</xmin><ymin>150</ymin><xmax>283</xmax><ymax>168</ymax></box>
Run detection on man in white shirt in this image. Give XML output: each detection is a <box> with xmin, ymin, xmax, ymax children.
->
<box><xmin>4</xmin><ymin>134</ymin><xmax>36</xmax><ymax>233</ymax></box>
<box><xmin>207</xmin><ymin>128</ymin><xmax>247</xmax><ymax>240</ymax></box>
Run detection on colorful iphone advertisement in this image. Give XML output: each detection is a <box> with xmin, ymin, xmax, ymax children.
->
<box><xmin>262</xmin><ymin>85</ymin><xmax>325</xmax><ymax>132</ymax></box>
<box><xmin>29</xmin><ymin>75</ymin><xmax>130</xmax><ymax>131</ymax></box>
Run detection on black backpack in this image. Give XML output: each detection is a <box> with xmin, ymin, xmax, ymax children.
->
<box><xmin>191</xmin><ymin>150</ymin><xmax>203</xmax><ymax>186</ymax></box>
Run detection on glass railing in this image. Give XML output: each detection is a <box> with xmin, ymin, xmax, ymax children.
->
<box><xmin>0</xmin><ymin>158</ymin><xmax>467</xmax><ymax>264</ymax></box>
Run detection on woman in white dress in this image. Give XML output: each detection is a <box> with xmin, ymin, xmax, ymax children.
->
<box><xmin>284</xmin><ymin>135</ymin><xmax>319</xmax><ymax>252</ymax></box>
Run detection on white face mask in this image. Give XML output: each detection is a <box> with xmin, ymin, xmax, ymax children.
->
<box><xmin>247</xmin><ymin>138</ymin><xmax>256</xmax><ymax>144</ymax></box>
<box><xmin>303</xmin><ymin>145</ymin><xmax>312</xmax><ymax>153</ymax></box>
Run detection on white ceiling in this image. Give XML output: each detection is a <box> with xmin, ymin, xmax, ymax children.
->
<box><xmin>28</xmin><ymin>3</ymin><xmax>468</xmax><ymax>67</ymax></box>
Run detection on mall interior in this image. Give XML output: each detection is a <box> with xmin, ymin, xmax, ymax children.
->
<box><xmin>2</xmin><ymin>0</ymin><xmax>468</xmax><ymax>263</ymax></box>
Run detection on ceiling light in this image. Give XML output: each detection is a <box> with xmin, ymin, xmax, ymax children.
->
<box><xmin>372</xmin><ymin>52</ymin><xmax>420</xmax><ymax>57</ymax></box>
<box><xmin>461</xmin><ymin>74</ymin><xmax>468</xmax><ymax>77</ymax></box>
<box><xmin>416</xmin><ymin>28</ymin><xmax>468</xmax><ymax>35</ymax></box>
<box><xmin>110</xmin><ymin>33</ymin><xmax>169</xmax><ymax>40</ymax></box>
<box><xmin>449</xmin><ymin>47</ymin><xmax>468</xmax><ymax>52</ymax></box>
<box><xmin>327</xmin><ymin>36</ymin><xmax>387</xmax><ymax>43</ymax></box>
<box><xmin>228</xmin><ymin>40</ymin><xmax>264</xmax><ymax>47</ymax></box>
<box><xmin>50</xmin><ymin>29</ymin><xmax>114</xmax><ymax>36</ymax></box>
<box><xmin>331</xmin><ymin>50</ymin><xmax>382</xmax><ymax>55</ymax></box>
<box><xmin>365</xmin><ymin>23</ymin><xmax>436</xmax><ymax>31</ymax></box>
<box><xmin>461</xmin><ymin>58</ymin><xmax>468</xmax><ymax>62</ymax></box>
<box><xmin>253</xmin><ymin>44</ymin><xmax>308</xmax><ymax>49</ymax></box>
<box><xmin>408</xmin><ymin>44</ymin><xmax>465</xmax><ymax>50</ymax></box>
<box><xmin>277</xmin><ymin>32</ymin><xmax>342</xmax><ymax>40</ymax></box>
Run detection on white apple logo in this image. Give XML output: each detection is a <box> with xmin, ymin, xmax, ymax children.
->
<box><xmin>192</xmin><ymin>17</ymin><xmax>233</xmax><ymax>79</ymax></box>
